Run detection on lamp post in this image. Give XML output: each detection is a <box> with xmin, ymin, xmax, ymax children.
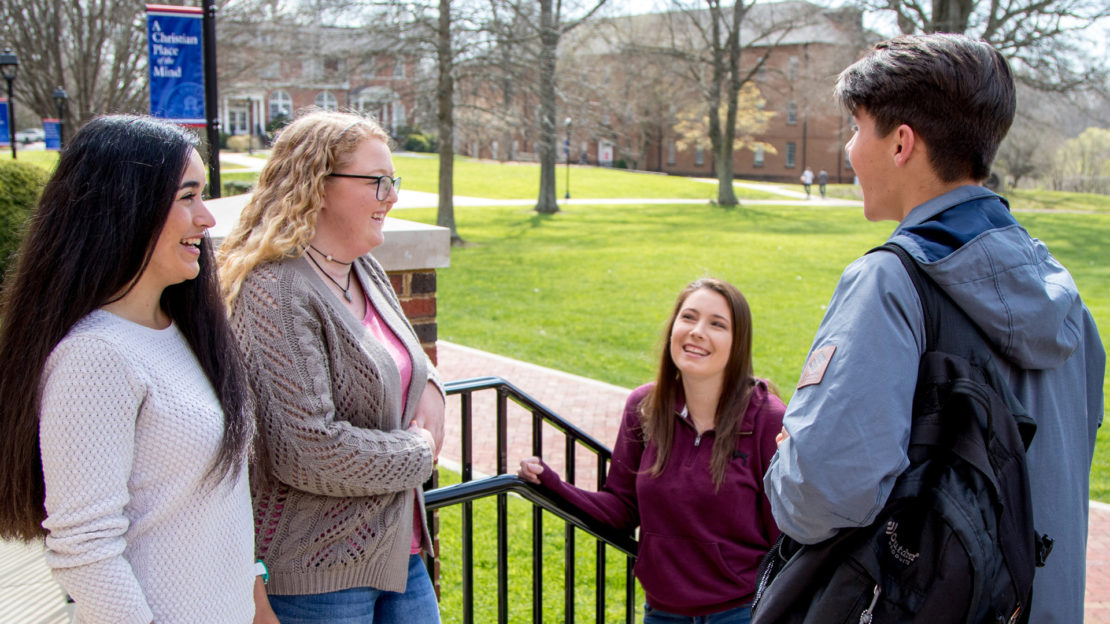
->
<box><xmin>564</xmin><ymin>117</ymin><xmax>572</xmax><ymax>199</ymax></box>
<box><xmin>0</xmin><ymin>48</ymin><xmax>19</xmax><ymax>160</ymax></box>
<box><xmin>52</xmin><ymin>86</ymin><xmax>67</xmax><ymax>149</ymax></box>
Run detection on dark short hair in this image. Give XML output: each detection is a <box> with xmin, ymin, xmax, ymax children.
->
<box><xmin>835</xmin><ymin>33</ymin><xmax>1015</xmax><ymax>182</ymax></box>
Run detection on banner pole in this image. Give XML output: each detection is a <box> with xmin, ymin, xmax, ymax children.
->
<box><xmin>202</xmin><ymin>0</ymin><xmax>221</xmax><ymax>198</ymax></box>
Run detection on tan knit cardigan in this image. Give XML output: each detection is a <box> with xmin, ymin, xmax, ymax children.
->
<box><xmin>230</xmin><ymin>254</ymin><xmax>438</xmax><ymax>595</ymax></box>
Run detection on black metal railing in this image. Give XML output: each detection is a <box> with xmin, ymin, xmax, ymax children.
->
<box><xmin>425</xmin><ymin>376</ymin><xmax>638</xmax><ymax>624</ymax></box>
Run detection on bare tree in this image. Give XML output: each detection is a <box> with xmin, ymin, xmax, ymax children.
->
<box><xmin>487</xmin><ymin>0</ymin><xmax>611</xmax><ymax>214</ymax></box>
<box><xmin>0</xmin><ymin>0</ymin><xmax>150</xmax><ymax>133</ymax></box>
<box><xmin>861</xmin><ymin>0</ymin><xmax>1110</xmax><ymax>91</ymax></box>
<box><xmin>622</xmin><ymin>1</ymin><xmax>803</xmax><ymax>205</ymax></box>
<box><xmin>435</xmin><ymin>0</ymin><xmax>462</xmax><ymax>244</ymax></box>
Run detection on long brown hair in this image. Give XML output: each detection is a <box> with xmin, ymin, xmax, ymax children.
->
<box><xmin>639</xmin><ymin>278</ymin><xmax>755</xmax><ymax>489</ymax></box>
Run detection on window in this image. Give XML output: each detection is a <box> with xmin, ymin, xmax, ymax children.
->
<box><xmin>269</xmin><ymin>90</ymin><xmax>292</xmax><ymax>120</ymax></box>
<box><xmin>785</xmin><ymin>142</ymin><xmax>797</xmax><ymax>168</ymax></box>
<box><xmin>666</xmin><ymin>141</ymin><xmax>676</xmax><ymax>166</ymax></box>
<box><xmin>393</xmin><ymin>102</ymin><xmax>407</xmax><ymax>128</ymax></box>
<box><xmin>695</xmin><ymin>147</ymin><xmax>704</xmax><ymax>166</ymax></box>
<box><xmin>787</xmin><ymin>101</ymin><xmax>797</xmax><ymax>125</ymax></box>
<box><xmin>789</xmin><ymin>56</ymin><xmax>799</xmax><ymax>81</ymax></box>
<box><xmin>324</xmin><ymin>57</ymin><xmax>342</xmax><ymax>75</ymax></box>
<box><xmin>754</xmin><ymin>146</ymin><xmax>765</xmax><ymax>167</ymax></box>
<box><xmin>228</xmin><ymin>109</ymin><xmax>247</xmax><ymax>135</ymax></box>
<box><xmin>393</xmin><ymin>59</ymin><xmax>406</xmax><ymax>78</ymax></box>
<box><xmin>315</xmin><ymin>91</ymin><xmax>338</xmax><ymax>111</ymax></box>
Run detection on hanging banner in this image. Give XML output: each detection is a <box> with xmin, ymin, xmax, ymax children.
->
<box><xmin>0</xmin><ymin>100</ymin><xmax>9</xmax><ymax>146</ymax></box>
<box><xmin>146</xmin><ymin>4</ymin><xmax>205</xmax><ymax>126</ymax></box>
<box><xmin>43</xmin><ymin>119</ymin><xmax>61</xmax><ymax>150</ymax></box>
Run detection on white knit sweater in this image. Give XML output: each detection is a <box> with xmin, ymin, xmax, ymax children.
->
<box><xmin>38</xmin><ymin>310</ymin><xmax>256</xmax><ymax>624</ymax></box>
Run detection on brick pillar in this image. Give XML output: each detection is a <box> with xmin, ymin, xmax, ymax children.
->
<box><xmin>388</xmin><ymin>269</ymin><xmax>439</xmax><ymax>365</ymax></box>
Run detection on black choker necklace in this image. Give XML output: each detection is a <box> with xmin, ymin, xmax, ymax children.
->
<box><xmin>308</xmin><ymin>244</ymin><xmax>353</xmax><ymax>265</ymax></box>
<box><xmin>305</xmin><ymin>248</ymin><xmax>353</xmax><ymax>301</ymax></box>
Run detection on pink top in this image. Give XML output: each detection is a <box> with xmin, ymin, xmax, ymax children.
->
<box><xmin>360</xmin><ymin>295</ymin><xmax>423</xmax><ymax>555</ymax></box>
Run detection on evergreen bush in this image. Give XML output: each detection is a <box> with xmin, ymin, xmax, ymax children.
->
<box><xmin>0</xmin><ymin>160</ymin><xmax>48</xmax><ymax>285</ymax></box>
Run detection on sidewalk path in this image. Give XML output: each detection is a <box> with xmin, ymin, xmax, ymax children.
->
<box><xmin>433</xmin><ymin>340</ymin><xmax>1110</xmax><ymax>623</ymax></box>
<box><xmin>392</xmin><ymin>189</ymin><xmax>864</xmax><ymax>210</ymax></box>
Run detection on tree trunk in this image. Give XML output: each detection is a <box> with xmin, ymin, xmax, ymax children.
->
<box><xmin>435</xmin><ymin>0</ymin><xmax>462</xmax><ymax>244</ymax></box>
<box><xmin>534</xmin><ymin>0</ymin><xmax>560</xmax><ymax>214</ymax></box>
<box><xmin>707</xmin><ymin>0</ymin><xmax>738</xmax><ymax>206</ymax></box>
<box><xmin>930</xmin><ymin>0</ymin><xmax>973</xmax><ymax>33</ymax></box>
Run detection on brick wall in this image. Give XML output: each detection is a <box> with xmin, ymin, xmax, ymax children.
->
<box><xmin>388</xmin><ymin>269</ymin><xmax>438</xmax><ymax>366</ymax></box>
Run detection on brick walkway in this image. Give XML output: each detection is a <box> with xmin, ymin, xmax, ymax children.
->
<box><xmin>433</xmin><ymin>340</ymin><xmax>1110</xmax><ymax>623</ymax></box>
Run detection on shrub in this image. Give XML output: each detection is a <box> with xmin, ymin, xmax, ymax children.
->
<box><xmin>226</xmin><ymin>134</ymin><xmax>265</xmax><ymax>152</ymax></box>
<box><xmin>398</xmin><ymin>125</ymin><xmax>438</xmax><ymax>153</ymax></box>
<box><xmin>0</xmin><ymin>160</ymin><xmax>49</xmax><ymax>285</ymax></box>
<box><xmin>223</xmin><ymin>179</ymin><xmax>255</xmax><ymax>196</ymax></box>
<box><xmin>266</xmin><ymin>113</ymin><xmax>291</xmax><ymax>134</ymax></box>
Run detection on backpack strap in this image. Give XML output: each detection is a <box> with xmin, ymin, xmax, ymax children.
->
<box><xmin>870</xmin><ymin>243</ymin><xmax>1036</xmax><ymax>446</ymax></box>
<box><xmin>870</xmin><ymin>243</ymin><xmax>976</xmax><ymax>357</ymax></box>
<box><xmin>871</xmin><ymin>243</ymin><xmax>1051</xmax><ymax>576</ymax></box>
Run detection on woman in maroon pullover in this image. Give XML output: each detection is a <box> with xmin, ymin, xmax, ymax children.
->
<box><xmin>518</xmin><ymin>278</ymin><xmax>785</xmax><ymax>623</ymax></box>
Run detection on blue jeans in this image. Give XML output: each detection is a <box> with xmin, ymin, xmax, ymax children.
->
<box><xmin>643</xmin><ymin>603</ymin><xmax>752</xmax><ymax>624</ymax></box>
<box><xmin>268</xmin><ymin>555</ymin><xmax>441</xmax><ymax>624</ymax></box>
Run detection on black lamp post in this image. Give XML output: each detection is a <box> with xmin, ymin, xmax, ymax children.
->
<box><xmin>0</xmin><ymin>48</ymin><xmax>18</xmax><ymax>160</ymax></box>
<box><xmin>564</xmin><ymin>117</ymin><xmax>572</xmax><ymax>200</ymax></box>
<box><xmin>52</xmin><ymin>86</ymin><xmax>67</xmax><ymax>149</ymax></box>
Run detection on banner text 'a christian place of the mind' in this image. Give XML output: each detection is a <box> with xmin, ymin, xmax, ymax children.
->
<box><xmin>146</xmin><ymin>4</ymin><xmax>205</xmax><ymax>126</ymax></box>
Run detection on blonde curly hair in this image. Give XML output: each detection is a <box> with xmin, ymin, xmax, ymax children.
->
<box><xmin>217</xmin><ymin>109</ymin><xmax>390</xmax><ymax>307</ymax></box>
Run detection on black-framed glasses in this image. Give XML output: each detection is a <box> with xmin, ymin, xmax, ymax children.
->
<box><xmin>328</xmin><ymin>173</ymin><xmax>402</xmax><ymax>201</ymax></box>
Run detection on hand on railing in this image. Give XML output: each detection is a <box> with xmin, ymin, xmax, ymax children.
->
<box><xmin>517</xmin><ymin>456</ymin><xmax>544</xmax><ymax>484</ymax></box>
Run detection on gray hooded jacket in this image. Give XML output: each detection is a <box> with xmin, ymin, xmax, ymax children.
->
<box><xmin>765</xmin><ymin>185</ymin><xmax>1105</xmax><ymax>623</ymax></box>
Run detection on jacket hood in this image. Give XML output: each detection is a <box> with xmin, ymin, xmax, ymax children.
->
<box><xmin>890</xmin><ymin>188</ymin><xmax>1084</xmax><ymax>370</ymax></box>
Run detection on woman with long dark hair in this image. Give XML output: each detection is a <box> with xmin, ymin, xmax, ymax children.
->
<box><xmin>0</xmin><ymin>115</ymin><xmax>274</xmax><ymax>623</ymax></box>
<box><xmin>518</xmin><ymin>278</ymin><xmax>785</xmax><ymax>623</ymax></box>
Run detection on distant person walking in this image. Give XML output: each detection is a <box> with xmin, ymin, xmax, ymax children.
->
<box><xmin>818</xmin><ymin>169</ymin><xmax>828</xmax><ymax>198</ymax></box>
<box><xmin>800</xmin><ymin>167</ymin><xmax>814</xmax><ymax>199</ymax></box>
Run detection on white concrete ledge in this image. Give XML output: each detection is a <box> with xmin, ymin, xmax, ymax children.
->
<box><xmin>206</xmin><ymin>194</ymin><xmax>450</xmax><ymax>271</ymax></box>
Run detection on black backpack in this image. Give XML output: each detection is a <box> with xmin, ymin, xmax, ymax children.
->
<box><xmin>751</xmin><ymin>243</ymin><xmax>1052</xmax><ymax>624</ymax></box>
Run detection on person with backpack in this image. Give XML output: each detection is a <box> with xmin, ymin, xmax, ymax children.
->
<box><xmin>763</xmin><ymin>34</ymin><xmax>1104</xmax><ymax>623</ymax></box>
<box><xmin>518</xmin><ymin>278</ymin><xmax>786</xmax><ymax>623</ymax></box>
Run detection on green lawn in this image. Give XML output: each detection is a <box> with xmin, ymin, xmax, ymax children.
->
<box><xmin>394</xmin><ymin>199</ymin><xmax>1110</xmax><ymax>501</ymax></box>
<box><xmin>0</xmin><ymin>149</ymin><xmax>58</xmax><ymax>170</ymax></box>
<box><xmin>393</xmin><ymin>154</ymin><xmax>785</xmax><ymax>200</ymax></box>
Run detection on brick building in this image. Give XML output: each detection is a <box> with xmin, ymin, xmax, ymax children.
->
<box><xmin>557</xmin><ymin>2</ymin><xmax>871</xmax><ymax>183</ymax></box>
<box><xmin>216</xmin><ymin>18</ymin><xmax>419</xmax><ymax>142</ymax></box>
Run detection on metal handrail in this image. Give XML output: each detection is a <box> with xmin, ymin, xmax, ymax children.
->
<box><xmin>425</xmin><ymin>474</ymin><xmax>638</xmax><ymax>557</ymax></box>
<box><xmin>428</xmin><ymin>376</ymin><xmax>639</xmax><ymax>624</ymax></box>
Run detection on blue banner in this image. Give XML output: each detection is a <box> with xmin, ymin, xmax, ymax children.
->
<box><xmin>147</xmin><ymin>5</ymin><xmax>205</xmax><ymax>126</ymax></box>
<box><xmin>43</xmin><ymin>119</ymin><xmax>61</xmax><ymax>150</ymax></box>
<box><xmin>0</xmin><ymin>100</ymin><xmax>9</xmax><ymax>146</ymax></box>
